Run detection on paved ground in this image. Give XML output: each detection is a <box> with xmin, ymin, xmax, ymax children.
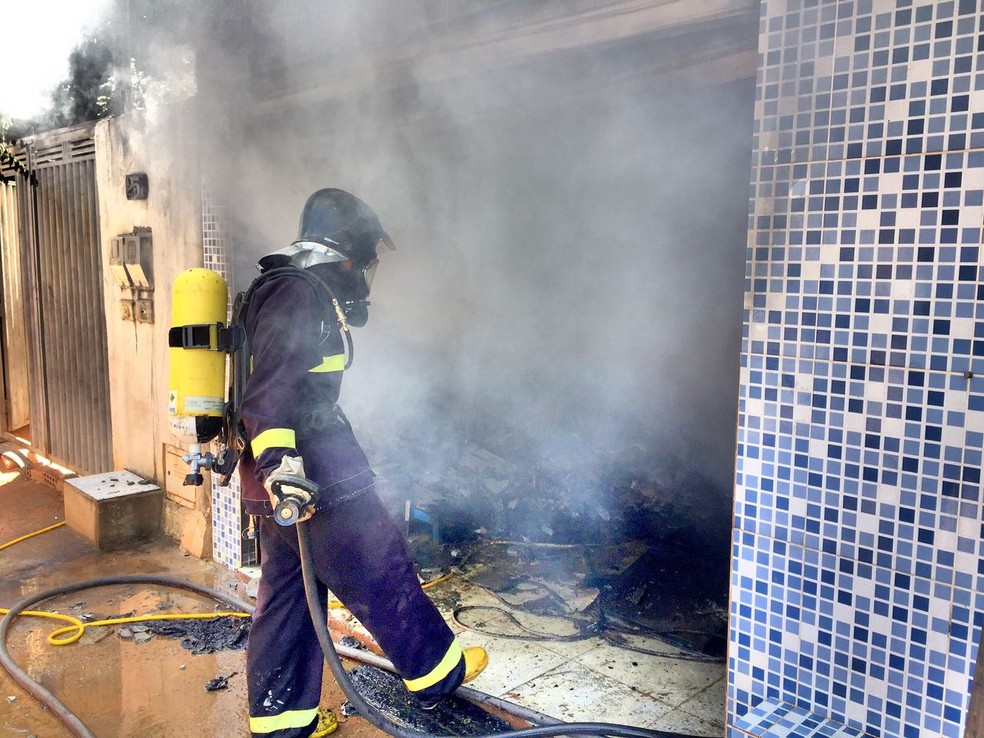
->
<box><xmin>1</xmin><ymin>466</ymin><xmax>726</xmax><ymax>737</ymax></box>
<box><xmin>0</xmin><ymin>469</ymin><xmax>386</xmax><ymax>738</ymax></box>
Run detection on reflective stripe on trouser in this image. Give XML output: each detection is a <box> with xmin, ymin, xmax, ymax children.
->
<box><xmin>250</xmin><ymin>708</ymin><xmax>319</xmax><ymax>735</ymax></box>
<box><xmin>247</xmin><ymin>489</ymin><xmax>463</xmax><ymax>737</ymax></box>
<box><xmin>403</xmin><ymin>638</ymin><xmax>463</xmax><ymax>693</ymax></box>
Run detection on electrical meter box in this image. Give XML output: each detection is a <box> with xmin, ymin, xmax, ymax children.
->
<box><xmin>109</xmin><ymin>237</ymin><xmax>133</xmax><ymax>288</ymax></box>
<box><xmin>111</xmin><ymin>231</ymin><xmax>154</xmax><ymax>289</ymax></box>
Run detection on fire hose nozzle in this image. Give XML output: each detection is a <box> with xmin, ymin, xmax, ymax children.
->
<box><xmin>269</xmin><ymin>474</ymin><xmax>320</xmax><ymax>527</ymax></box>
<box><xmin>275</xmin><ymin>497</ymin><xmax>304</xmax><ymax>526</ymax></box>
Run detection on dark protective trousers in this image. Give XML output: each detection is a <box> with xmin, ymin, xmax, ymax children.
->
<box><xmin>247</xmin><ymin>489</ymin><xmax>464</xmax><ymax>737</ymax></box>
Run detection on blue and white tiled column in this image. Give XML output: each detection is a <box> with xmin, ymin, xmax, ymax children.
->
<box><xmin>201</xmin><ymin>183</ymin><xmax>252</xmax><ymax>569</ymax></box>
<box><xmin>731</xmin><ymin>1</ymin><xmax>984</xmax><ymax>737</ymax></box>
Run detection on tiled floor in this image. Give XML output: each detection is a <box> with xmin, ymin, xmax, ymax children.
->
<box><xmin>321</xmin><ymin>568</ymin><xmax>728</xmax><ymax>735</ymax></box>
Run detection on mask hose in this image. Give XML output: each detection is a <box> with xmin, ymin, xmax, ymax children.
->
<box><xmin>296</xmin><ymin>520</ymin><xmax>700</xmax><ymax>738</ymax></box>
<box><xmin>331</xmin><ymin>297</ymin><xmax>355</xmax><ymax>370</ymax></box>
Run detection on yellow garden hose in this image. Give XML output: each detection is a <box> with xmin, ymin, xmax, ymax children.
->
<box><xmin>421</xmin><ymin>572</ymin><xmax>452</xmax><ymax>589</ymax></box>
<box><xmin>0</xmin><ymin>520</ymin><xmax>66</xmax><ymax>551</ymax></box>
<box><xmin>0</xmin><ymin>607</ymin><xmax>250</xmax><ymax>646</ymax></box>
<box><xmin>0</xmin><ymin>522</ymin><xmax>451</xmax><ymax>644</ymax></box>
<box><xmin>0</xmin><ymin>574</ymin><xmax>257</xmax><ymax>738</ymax></box>
<box><xmin>1</xmin><ymin>521</ymin><xmax>250</xmax><ymax>644</ymax></box>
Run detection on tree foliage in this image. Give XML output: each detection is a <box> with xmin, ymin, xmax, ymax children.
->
<box><xmin>0</xmin><ymin>36</ymin><xmax>118</xmax><ymax>138</ymax></box>
<box><xmin>0</xmin><ymin>146</ymin><xmax>38</xmax><ymax>186</ymax></box>
<box><xmin>1</xmin><ymin>0</ymin><xmax>202</xmax><ymax>138</ymax></box>
<box><xmin>48</xmin><ymin>37</ymin><xmax>117</xmax><ymax>128</ymax></box>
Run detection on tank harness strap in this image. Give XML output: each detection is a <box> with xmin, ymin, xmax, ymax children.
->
<box><xmin>167</xmin><ymin>323</ymin><xmax>238</xmax><ymax>351</ymax></box>
<box><xmin>213</xmin><ymin>265</ymin><xmax>351</xmax><ymax>485</ymax></box>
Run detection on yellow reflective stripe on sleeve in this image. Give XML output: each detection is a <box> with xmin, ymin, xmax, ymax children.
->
<box><xmin>249</xmin><ymin>707</ymin><xmax>319</xmax><ymax>733</ymax></box>
<box><xmin>308</xmin><ymin>354</ymin><xmax>345</xmax><ymax>373</ymax></box>
<box><xmin>403</xmin><ymin>639</ymin><xmax>463</xmax><ymax>692</ymax></box>
<box><xmin>251</xmin><ymin>427</ymin><xmax>297</xmax><ymax>456</ymax></box>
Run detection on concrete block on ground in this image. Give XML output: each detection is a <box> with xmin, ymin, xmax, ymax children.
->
<box><xmin>64</xmin><ymin>470</ymin><xmax>162</xmax><ymax>550</ymax></box>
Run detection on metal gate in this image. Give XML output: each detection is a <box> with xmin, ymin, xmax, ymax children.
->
<box><xmin>12</xmin><ymin>124</ymin><xmax>113</xmax><ymax>474</ymax></box>
<box><xmin>0</xmin><ymin>180</ymin><xmax>30</xmax><ymax>432</ymax></box>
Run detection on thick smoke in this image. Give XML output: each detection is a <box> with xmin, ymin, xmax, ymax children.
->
<box><xmin>182</xmin><ymin>0</ymin><xmax>756</xmax><ymax>539</ymax></box>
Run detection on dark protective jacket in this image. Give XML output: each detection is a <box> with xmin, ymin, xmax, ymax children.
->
<box><xmin>238</xmin><ymin>270</ymin><xmax>374</xmax><ymax>516</ymax></box>
<box><xmin>239</xmin><ymin>269</ymin><xmax>469</xmax><ymax>735</ymax></box>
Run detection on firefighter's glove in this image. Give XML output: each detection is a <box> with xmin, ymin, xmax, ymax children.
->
<box><xmin>264</xmin><ymin>455</ymin><xmax>319</xmax><ymax>526</ymax></box>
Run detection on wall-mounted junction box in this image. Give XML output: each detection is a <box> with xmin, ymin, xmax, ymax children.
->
<box><xmin>111</xmin><ymin>231</ymin><xmax>153</xmax><ymax>289</ymax></box>
<box><xmin>135</xmin><ymin>298</ymin><xmax>154</xmax><ymax>323</ymax></box>
<box><xmin>111</xmin><ymin>229</ymin><xmax>154</xmax><ymax>322</ymax></box>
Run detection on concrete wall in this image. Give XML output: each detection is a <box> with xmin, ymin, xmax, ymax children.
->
<box><xmin>93</xmin><ymin>104</ymin><xmax>212</xmax><ymax>557</ymax></box>
<box><xmin>731</xmin><ymin>1</ymin><xmax>984</xmax><ymax>737</ymax></box>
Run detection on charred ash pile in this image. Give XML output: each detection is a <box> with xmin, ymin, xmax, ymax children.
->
<box><xmin>359</xmin><ymin>411</ymin><xmax>731</xmax><ymax>659</ymax></box>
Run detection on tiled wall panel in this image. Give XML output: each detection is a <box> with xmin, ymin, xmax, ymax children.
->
<box><xmin>731</xmin><ymin>1</ymin><xmax>984</xmax><ymax>736</ymax></box>
<box><xmin>201</xmin><ymin>183</ymin><xmax>248</xmax><ymax>569</ymax></box>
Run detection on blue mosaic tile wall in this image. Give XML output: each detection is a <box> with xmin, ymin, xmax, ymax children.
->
<box><xmin>202</xmin><ymin>182</ymin><xmax>247</xmax><ymax>570</ymax></box>
<box><xmin>735</xmin><ymin>698</ymin><xmax>867</xmax><ymax>738</ymax></box>
<box><xmin>730</xmin><ymin>1</ymin><xmax>984</xmax><ymax>737</ymax></box>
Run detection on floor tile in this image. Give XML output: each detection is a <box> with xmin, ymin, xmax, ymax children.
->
<box><xmin>454</xmin><ymin>629</ymin><xmax>573</xmax><ymax>696</ymax></box>
<box><xmin>675</xmin><ymin>675</ymin><xmax>727</xmax><ymax>723</ymax></box>
<box><xmin>538</xmin><ymin>635</ymin><xmax>610</xmax><ymax>660</ymax></box>
<box><xmin>502</xmin><ymin>660</ymin><xmax>676</xmax><ymax>726</ymax></box>
<box><xmin>576</xmin><ymin>631</ymin><xmax>724</xmax><ymax>705</ymax></box>
<box><xmin>644</xmin><ymin>704</ymin><xmax>726</xmax><ymax>737</ymax></box>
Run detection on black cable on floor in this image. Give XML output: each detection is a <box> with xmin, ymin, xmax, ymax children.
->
<box><xmin>296</xmin><ymin>518</ymin><xmax>704</xmax><ymax>738</ymax></box>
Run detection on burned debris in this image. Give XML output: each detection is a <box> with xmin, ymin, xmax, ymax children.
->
<box><xmin>146</xmin><ymin>615</ymin><xmax>250</xmax><ymax>655</ymax></box>
<box><xmin>345</xmin><ymin>665</ymin><xmax>513</xmax><ymax>733</ymax></box>
<box><xmin>361</xmin><ymin>411</ymin><xmax>731</xmax><ymax>660</ymax></box>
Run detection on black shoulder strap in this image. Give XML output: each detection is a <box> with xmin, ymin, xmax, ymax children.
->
<box><xmin>212</xmin><ymin>266</ymin><xmax>353</xmax><ymax>484</ymax></box>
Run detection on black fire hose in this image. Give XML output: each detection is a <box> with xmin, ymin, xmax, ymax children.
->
<box><xmin>295</xmin><ymin>519</ymin><xmax>699</xmax><ymax>738</ymax></box>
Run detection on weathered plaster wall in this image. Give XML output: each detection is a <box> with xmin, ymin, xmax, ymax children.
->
<box><xmin>94</xmin><ymin>104</ymin><xmax>212</xmax><ymax>555</ymax></box>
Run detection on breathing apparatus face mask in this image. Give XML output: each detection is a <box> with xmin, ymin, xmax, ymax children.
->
<box><xmin>308</xmin><ymin>256</ymin><xmax>378</xmax><ymax>328</ymax></box>
<box><xmin>257</xmin><ymin>238</ymin><xmax>385</xmax><ymax>328</ymax></box>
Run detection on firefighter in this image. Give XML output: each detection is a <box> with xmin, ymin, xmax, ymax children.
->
<box><xmin>241</xmin><ymin>188</ymin><xmax>488</xmax><ymax>738</ymax></box>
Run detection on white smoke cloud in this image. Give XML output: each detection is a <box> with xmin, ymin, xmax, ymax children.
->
<box><xmin>132</xmin><ymin>1</ymin><xmax>756</xmax><ymax>536</ymax></box>
<box><xmin>229</xmin><ymin>3</ymin><xmax>747</xmax><ymax>485</ymax></box>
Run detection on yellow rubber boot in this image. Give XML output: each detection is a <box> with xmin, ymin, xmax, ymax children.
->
<box><xmin>462</xmin><ymin>646</ymin><xmax>488</xmax><ymax>683</ymax></box>
<box><xmin>310</xmin><ymin>707</ymin><xmax>338</xmax><ymax>737</ymax></box>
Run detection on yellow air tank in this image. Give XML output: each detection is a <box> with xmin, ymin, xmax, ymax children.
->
<box><xmin>168</xmin><ymin>268</ymin><xmax>228</xmax><ymax>447</ymax></box>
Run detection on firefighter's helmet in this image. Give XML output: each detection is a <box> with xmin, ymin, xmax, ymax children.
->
<box><xmin>258</xmin><ymin>188</ymin><xmax>394</xmax><ymax>272</ymax></box>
